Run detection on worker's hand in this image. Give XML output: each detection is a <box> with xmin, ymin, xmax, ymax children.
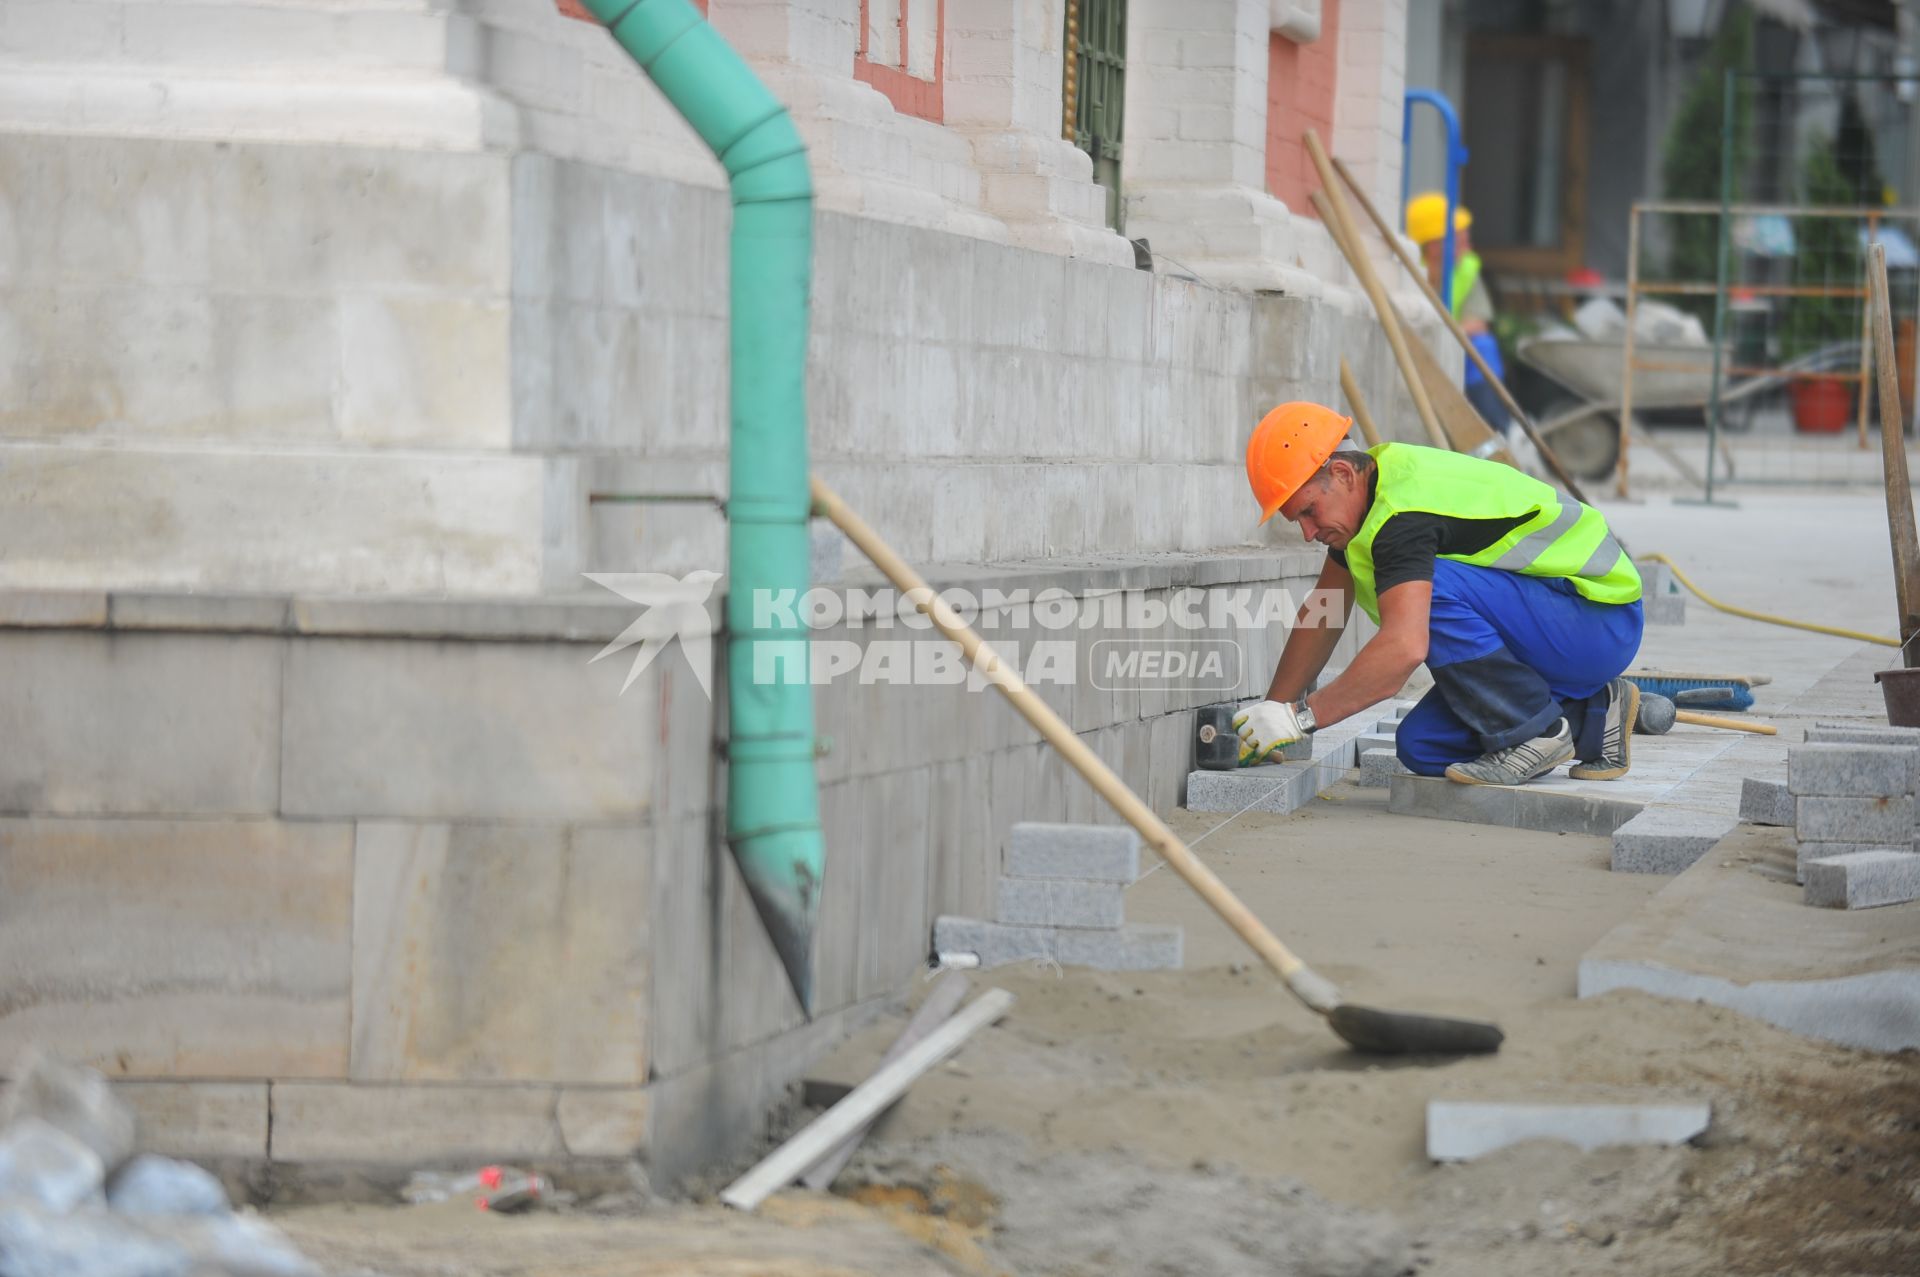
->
<box><xmin>1233</xmin><ymin>700</ymin><xmax>1309</xmax><ymax>766</ymax></box>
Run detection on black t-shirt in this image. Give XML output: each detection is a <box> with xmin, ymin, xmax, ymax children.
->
<box><xmin>1327</xmin><ymin>469</ymin><xmax>1532</xmax><ymax>595</ymax></box>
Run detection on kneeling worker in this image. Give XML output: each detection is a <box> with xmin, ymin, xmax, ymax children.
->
<box><xmin>1234</xmin><ymin>403</ymin><xmax>1644</xmax><ymax>786</ymax></box>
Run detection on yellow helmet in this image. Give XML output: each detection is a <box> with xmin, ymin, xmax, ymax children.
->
<box><xmin>1405</xmin><ymin>192</ymin><xmax>1472</xmax><ymax>246</ymax></box>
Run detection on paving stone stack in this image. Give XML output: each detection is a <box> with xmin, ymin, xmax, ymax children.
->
<box><xmin>1791</xmin><ymin>725</ymin><xmax>1920</xmax><ymax>909</ymax></box>
<box><xmin>933</xmin><ymin>823</ymin><xmax>1182</xmax><ymax>971</ymax></box>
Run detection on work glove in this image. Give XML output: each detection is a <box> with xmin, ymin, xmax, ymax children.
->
<box><xmin>1233</xmin><ymin>699</ymin><xmax>1309</xmax><ymax>766</ymax></box>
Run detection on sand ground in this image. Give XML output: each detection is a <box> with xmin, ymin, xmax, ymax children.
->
<box><xmin>278</xmin><ymin>786</ymin><xmax>1919</xmax><ymax>1277</ymax></box>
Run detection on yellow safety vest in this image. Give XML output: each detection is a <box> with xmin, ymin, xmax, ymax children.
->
<box><xmin>1450</xmin><ymin>251</ymin><xmax>1484</xmax><ymax>318</ymax></box>
<box><xmin>1342</xmin><ymin>443</ymin><xmax>1642</xmax><ymax>624</ymax></box>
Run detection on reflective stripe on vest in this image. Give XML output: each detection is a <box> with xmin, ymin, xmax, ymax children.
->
<box><xmin>1341</xmin><ymin>443</ymin><xmax>1642</xmax><ymax>624</ymax></box>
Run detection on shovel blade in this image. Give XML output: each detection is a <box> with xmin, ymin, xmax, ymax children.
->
<box><xmin>1327</xmin><ymin>1003</ymin><xmax>1504</xmax><ymax>1056</ymax></box>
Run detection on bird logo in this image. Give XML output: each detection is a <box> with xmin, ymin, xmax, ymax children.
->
<box><xmin>583</xmin><ymin>569</ymin><xmax>722</xmax><ymax>697</ymax></box>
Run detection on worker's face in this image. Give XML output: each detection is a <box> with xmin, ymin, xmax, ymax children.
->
<box><xmin>1421</xmin><ymin>230</ymin><xmax>1470</xmax><ymax>269</ymax></box>
<box><xmin>1279</xmin><ymin>460</ymin><xmax>1369</xmax><ymax>549</ymax></box>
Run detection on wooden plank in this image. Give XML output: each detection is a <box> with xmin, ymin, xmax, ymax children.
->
<box><xmin>1301</xmin><ymin>138</ymin><xmax>1448</xmax><ymax>452</ymax></box>
<box><xmin>799</xmin><ymin>971</ymin><xmax>973</xmax><ymax>1191</ymax></box>
<box><xmin>718</xmin><ymin>989</ymin><xmax>1016</xmax><ymax>1212</ymax></box>
<box><xmin>1868</xmin><ymin>243</ymin><xmax>1920</xmax><ymax>665</ymax></box>
<box><xmin>1404</xmin><ymin>311</ymin><xmax>1518</xmax><ymax>465</ymax></box>
<box><xmin>1338</xmin><ymin>358</ymin><xmax>1382</xmax><ymax>447</ymax></box>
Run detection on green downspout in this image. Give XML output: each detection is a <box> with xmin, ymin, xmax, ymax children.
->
<box><xmin>585</xmin><ymin>0</ymin><xmax>822</xmax><ymax>1010</ymax></box>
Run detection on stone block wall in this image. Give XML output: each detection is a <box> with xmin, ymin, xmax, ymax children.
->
<box><xmin>0</xmin><ymin>0</ymin><xmax>1430</xmax><ymax>1182</ymax></box>
<box><xmin>3</xmin><ymin>817</ymin><xmax>656</xmax><ymax>1162</ymax></box>
<box><xmin>0</xmin><ymin>131</ymin><xmax>1447</xmax><ymax>596</ymax></box>
<box><xmin>0</xmin><ymin>594</ymin><xmax>660</xmax><ymax>1163</ymax></box>
<box><xmin>546</xmin><ymin>157</ymin><xmax>1451</xmax><ymax>584</ymax></box>
<box><xmin>0</xmin><ymin>133</ymin><xmax>552</xmax><ymax>595</ymax></box>
<box><xmin>0</xmin><ymin>550</ymin><xmax>1369</xmax><ymax>1179</ymax></box>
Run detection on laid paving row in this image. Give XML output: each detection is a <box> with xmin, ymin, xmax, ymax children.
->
<box><xmin>1386</xmin><ymin>643</ymin><xmax>1899</xmax><ymax>876</ymax></box>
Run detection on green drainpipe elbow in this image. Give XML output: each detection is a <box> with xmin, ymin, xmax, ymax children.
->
<box><xmin>586</xmin><ymin>0</ymin><xmax>823</xmax><ymax>1011</ymax></box>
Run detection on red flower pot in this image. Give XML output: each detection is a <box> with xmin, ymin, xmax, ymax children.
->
<box><xmin>1788</xmin><ymin>377</ymin><xmax>1852</xmax><ymax>433</ymax></box>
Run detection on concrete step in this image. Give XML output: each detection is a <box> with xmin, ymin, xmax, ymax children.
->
<box><xmin>1357</xmin><ymin>748</ymin><xmax>1408</xmax><ymax>788</ymax></box>
<box><xmin>1185</xmin><ymin>762</ymin><xmax>1321</xmax><ymax>815</ymax></box>
<box><xmin>932</xmin><ymin>916</ymin><xmax>1182</xmax><ymax>971</ymax></box>
<box><xmin>1739</xmin><ymin>777</ymin><xmax>1793</xmax><ymax>826</ymax></box>
<box><xmin>1795</xmin><ymin>795</ymin><xmax>1914</xmax><ymax>845</ymax></box>
<box><xmin>933</xmin><ymin>916</ymin><xmax>1051</xmax><ymax>968</ymax></box>
<box><xmin>1054</xmin><ymin>924</ymin><xmax>1182</xmax><ymax>971</ymax></box>
<box><xmin>1610</xmin><ymin>808</ymin><xmax>1738</xmax><ymax>874</ymax></box>
<box><xmin>1005</xmin><ymin>823</ymin><xmax>1139</xmax><ymax>883</ymax></box>
<box><xmin>1804</xmin><ymin>849</ymin><xmax>1920</xmax><ymax>909</ymax></box>
<box><xmin>995</xmin><ymin>875</ymin><xmax>1125</xmax><ymax>929</ymax></box>
<box><xmin>1387</xmin><ymin>773</ymin><xmax>1641</xmax><ymax>839</ymax></box>
<box><xmin>1789</xmin><ymin>742</ymin><xmax>1916</xmax><ymax>797</ymax></box>
<box><xmin>1795</xmin><ymin>838</ymin><xmax>1917</xmax><ymax>884</ymax></box>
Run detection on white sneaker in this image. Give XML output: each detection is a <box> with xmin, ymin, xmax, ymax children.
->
<box><xmin>1444</xmin><ymin>719</ymin><xmax>1575</xmax><ymax>786</ymax></box>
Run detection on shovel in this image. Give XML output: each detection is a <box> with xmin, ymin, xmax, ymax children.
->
<box><xmin>812</xmin><ymin>475</ymin><xmax>1503</xmax><ymax>1057</ymax></box>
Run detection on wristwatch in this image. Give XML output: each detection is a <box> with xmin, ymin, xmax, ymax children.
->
<box><xmin>1294</xmin><ymin>700</ymin><xmax>1318</xmax><ymax>735</ymax></box>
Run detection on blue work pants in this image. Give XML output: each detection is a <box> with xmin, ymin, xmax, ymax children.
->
<box><xmin>1395</xmin><ymin>559</ymin><xmax>1644</xmax><ymax>776</ymax></box>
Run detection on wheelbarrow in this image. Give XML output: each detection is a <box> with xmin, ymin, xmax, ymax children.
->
<box><xmin>1516</xmin><ymin>335</ymin><xmax>1866</xmax><ymax>480</ymax></box>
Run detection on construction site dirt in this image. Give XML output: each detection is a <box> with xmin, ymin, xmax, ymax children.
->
<box><xmin>272</xmin><ymin>787</ymin><xmax>1920</xmax><ymax>1277</ymax></box>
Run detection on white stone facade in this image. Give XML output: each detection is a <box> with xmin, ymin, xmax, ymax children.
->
<box><xmin>0</xmin><ymin>0</ymin><xmax>1447</xmax><ymax>1179</ymax></box>
<box><xmin>0</xmin><ymin>0</ymin><xmax>1429</xmax><ymax>595</ymax></box>
<box><xmin>0</xmin><ymin>0</ymin><xmax>1406</xmax><ymax>273</ymax></box>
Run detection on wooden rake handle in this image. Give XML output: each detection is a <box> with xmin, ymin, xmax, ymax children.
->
<box><xmin>810</xmin><ymin>474</ymin><xmax>1342</xmax><ymax>1014</ymax></box>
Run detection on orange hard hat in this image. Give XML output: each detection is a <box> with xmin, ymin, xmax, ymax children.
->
<box><xmin>1246</xmin><ymin>401</ymin><xmax>1354</xmax><ymax>524</ymax></box>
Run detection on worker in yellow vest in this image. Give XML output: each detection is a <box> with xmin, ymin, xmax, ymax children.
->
<box><xmin>1406</xmin><ymin>192</ymin><xmax>1511</xmax><ymax>437</ymax></box>
<box><xmin>1234</xmin><ymin>403</ymin><xmax>1645</xmax><ymax>786</ymax></box>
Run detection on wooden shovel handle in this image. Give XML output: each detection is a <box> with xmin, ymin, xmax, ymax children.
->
<box><xmin>811</xmin><ymin>474</ymin><xmax>1338</xmax><ymax>1010</ymax></box>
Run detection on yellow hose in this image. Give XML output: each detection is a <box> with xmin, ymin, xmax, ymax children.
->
<box><xmin>1639</xmin><ymin>553</ymin><xmax>1900</xmax><ymax>647</ymax></box>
